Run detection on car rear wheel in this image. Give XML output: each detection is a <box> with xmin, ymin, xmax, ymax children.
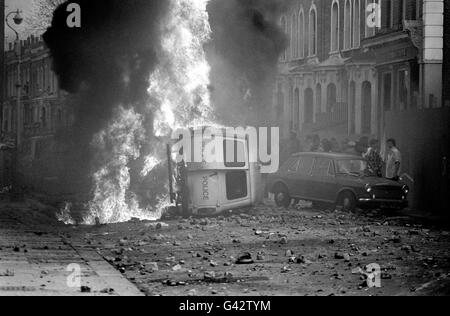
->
<box><xmin>273</xmin><ymin>185</ymin><xmax>291</xmax><ymax>208</ymax></box>
<box><xmin>337</xmin><ymin>191</ymin><xmax>357</xmax><ymax>212</ymax></box>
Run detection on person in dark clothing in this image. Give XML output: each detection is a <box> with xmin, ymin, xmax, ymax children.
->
<box><xmin>364</xmin><ymin>139</ymin><xmax>383</xmax><ymax>177</ymax></box>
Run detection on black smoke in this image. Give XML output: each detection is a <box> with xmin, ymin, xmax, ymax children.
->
<box><xmin>43</xmin><ymin>0</ymin><xmax>169</xmax><ymax>200</ymax></box>
<box><xmin>207</xmin><ymin>0</ymin><xmax>288</xmax><ymax>125</ymax></box>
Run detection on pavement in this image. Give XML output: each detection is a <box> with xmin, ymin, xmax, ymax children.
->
<box><xmin>0</xmin><ymin>200</ymin><xmax>142</xmax><ymax>296</ymax></box>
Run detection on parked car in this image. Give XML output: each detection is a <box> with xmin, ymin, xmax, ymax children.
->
<box><xmin>268</xmin><ymin>152</ymin><xmax>409</xmax><ymax>211</ymax></box>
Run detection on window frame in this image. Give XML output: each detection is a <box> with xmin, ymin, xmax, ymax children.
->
<box><xmin>309</xmin><ymin>5</ymin><xmax>318</xmax><ymax>57</ymax></box>
<box><xmin>344</xmin><ymin>0</ymin><xmax>353</xmax><ymax>50</ymax></box>
<box><xmin>311</xmin><ymin>157</ymin><xmax>335</xmax><ymax>178</ymax></box>
<box><xmin>330</xmin><ymin>0</ymin><xmax>340</xmax><ymax>53</ymax></box>
<box><xmin>298</xmin><ymin>8</ymin><xmax>305</xmax><ymax>59</ymax></box>
<box><xmin>297</xmin><ymin>155</ymin><xmax>315</xmax><ymax>176</ymax></box>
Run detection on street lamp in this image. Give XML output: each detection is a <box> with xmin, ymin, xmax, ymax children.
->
<box><xmin>6</xmin><ymin>9</ymin><xmax>23</xmax><ymax>199</ymax></box>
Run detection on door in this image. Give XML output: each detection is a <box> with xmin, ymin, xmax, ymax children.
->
<box><xmin>291</xmin><ymin>155</ymin><xmax>315</xmax><ymax>198</ymax></box>
<box><xmin>308</xmin><ymin>157</ymin><xmax>338</xmax><ymax>202</ymax></box>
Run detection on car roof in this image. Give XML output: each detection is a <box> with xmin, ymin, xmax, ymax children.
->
<box><xmin>292</xmin><ymin>152</ymin><xmax>364</xmax><ymax>160</ymax></box>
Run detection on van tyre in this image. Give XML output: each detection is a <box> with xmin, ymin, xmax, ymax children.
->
<box><xmin>337</xmin><ymin>191</ymin><xmax>357</xmax><ymax>212</ymax></box>
<box><xmin>274</xmin><ymin>186</ymin><xmax>291</xmax><ymax>208</ymax></box>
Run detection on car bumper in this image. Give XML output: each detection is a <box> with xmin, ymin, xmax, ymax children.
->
<box><xmin>357</xmin><ymin>198</ymin><xmax>409</xmax><ymax>209</ymax></box>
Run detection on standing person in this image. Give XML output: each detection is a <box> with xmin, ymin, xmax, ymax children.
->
<box><xmin>364</xmin><ymin>139</ymin><xmax>383</xmax><ymax>177</ymax></box>
<box><xmin>385</xmin><ymin>139</ymin><xmax>402</xmax><ymax>181</ymax></box>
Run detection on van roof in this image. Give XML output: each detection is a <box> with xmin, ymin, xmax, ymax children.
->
<box><xmin>292</xmin><ymin>152</ymin><xmax>364</xmax><ymax>160</ymax></box>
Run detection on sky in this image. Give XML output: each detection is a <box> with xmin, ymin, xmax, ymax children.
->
<box><xmin>4</xmin><ymin>0</ymin><xmax>35</xmax><ymax>45</ymax></box>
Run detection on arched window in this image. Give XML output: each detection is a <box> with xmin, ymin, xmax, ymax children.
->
<box><xmin>280</xmin><ymin>16</ymin><xmax>287</xmax><ymax>61</ymax></box>
<box><xmin>309</xmin><ymin>6</ymin><xmax>318</xmax><ymax>56</ymax></box>
<box><xmin>298</xmin><ymin>9</ymin><xmax>305</xmax><ymax>58</ymax></box>
<box><xmin>316</xmin><ymin>83</ymin><xmax>322</xmax><ymax>113</ymax></box>
<box><xmin>294</xmin><ymin>88</ymin><xmax>300</xmax><ymax>129</ymax></box>
<box><xmin>331</xmin><ymin>0</ymin><xmax>340</xmax><ymax>52</ymax></box>
<box><xmin>353</xmin><ymin>0</ymin><xmax>361</xmax><ymax>47</ymax></box>
<box><xmin>344</xmin><ymin>0</ymin><xmax>352</xmax><ymax>49</ymax></box>
<box><xmin>327</xmin><ymin>83</ymin><xmax>337</xmax><ymax>112</ymax></box>
<box><xmin>304</xmin><ymin>88</ymin><xmax>314</xmax><ymax>123</ymax></box>
<box><xmin>292</xmin><ymin>13</ymin><xmax>298</xmax><ymax>58</ymax></box>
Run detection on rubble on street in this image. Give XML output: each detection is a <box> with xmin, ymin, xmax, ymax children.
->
<box><xmin>2</xmin><ymin>199</ymin><xmax>446</xmax><ymax>296</ymax></box>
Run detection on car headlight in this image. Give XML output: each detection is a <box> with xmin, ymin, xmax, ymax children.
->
<box><xmin>365</xmin><ymin>184</ymin><xmax>372</xmax><ymax>193</ymax></box>
<box><xmin>402</xmin><ymin>185</ymin><xmax>409</xmax><ymax>195</ymax></box>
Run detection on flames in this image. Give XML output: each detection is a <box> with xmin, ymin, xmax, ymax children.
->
<box><xmin>68</xmin><ymin>0</ymin><xmax>215</xmax><ymax>225</ymax></box>
<box><xmin>152</xmin><ymin>0</ymin><xmax>215</xmax><ymax>136</ymax></box>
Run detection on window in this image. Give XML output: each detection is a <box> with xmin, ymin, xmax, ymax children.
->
<box><xmin>292</xmin><ymin>13</ymin><xmax>298</xmax><ymax>58</ymax></box>
<box><xmin>327</xmin><ymin>83</ymin><xmax>337</xmax><ymax>113</ymax></box>
<box><xmin>293</xmin><ymin>88</ymin><xmax>300</xmax><ymax>129</ymax></box>
<box><xmin>382</xmin><ymin>0</ymin><xmax>393</xmax><ymax>29</ymax></box>
<box><xmin>304</xmin><ymin>88</ymin><xmax>314</xmax><ymax>123</ymax></box>
<box><xmin>316</xmin><ymin>84</ymin><xmax>322</xmax><ymax>113</ymax></box>
<box><xmin>281</xmin><ymin>157</ymin><xmax>299</xmax><ymax>173</ymax></box>
<box><xmin>312</xmin><ymin>158</ymin><xmax>334</xmax><ymax>177</ymax></box>
<box><xmin>309</xmin><ymin>6</ymin><xmax>317</xmax><ymax>56</ymax></box>
<box><xmin>280</xmin><ymin>16</ymin><xmax>288</xmax><ymax>61</ymax></box>
<box><xmin>298</xmin><ymin>9</ymin><xmax>305</xmax><ymax>58</ymax></box>
<box><xmin>353</xmin><ymin>0</ymin><xmax>361</xmax><ymax>47</ymax></box>
<box><xmin>331</xmin><ymin>1</ymin><xmax>340</xmax><ymax>52</ymax></box>
<box><xmin>226</xmin><ymin>171</ymin><xmax>248</xmax><ymax>201</ymax></box>
<box><xmin>398</xmin><ymin>69</ymin><xmax>409</xmax><ymax>110</ymax></box>
<box><xmin>336</xmin><ymin>159</ymin><xmax>368</xmax><ymax>175</ymax></box>
<box><xmin>288</xmin><ymin>158</ymin><xmax>300</xmax><ymax>173</ymax></box>
<box><xmin>297</xmin><ymin>156</ymin><xmax>315</xmax><ymax>175</ymax></box>
<box><xmin>344</xmin><ymin>0</ymin><xmax>352</xmax><ymax>49</ymax></box>
<box><xmin>382</xmin><ymin>73</ymin><xmax>392</xmax><ymax>111</ymax></box>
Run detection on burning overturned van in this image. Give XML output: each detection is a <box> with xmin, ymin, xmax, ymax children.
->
<box><xmin>166</xmin><ymin>127</ymin><xmax>278</xmax><ymax>216</ymax></box>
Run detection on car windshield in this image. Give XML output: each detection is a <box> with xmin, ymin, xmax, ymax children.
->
<box><xmin>336</xmin><ymin>159</ymin><xmax>370</xmax><ymax>176</ymax></box>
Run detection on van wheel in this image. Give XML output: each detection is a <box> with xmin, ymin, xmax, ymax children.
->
<box><xmin>337</xmin><ymin>191</ymin><xmax>357</xmax><ymax>212</ymax></box>
<box><xmin>274</xmin><ymin>186</ymin><xmax>291</xmax><ymax>208</ymax></box>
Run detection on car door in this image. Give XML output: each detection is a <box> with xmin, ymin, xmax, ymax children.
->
<box><xmin>284</xmin><ymin>157</ymin><xmax>300</xmax><ymax>195</ymax></box>
<box><xmin>292</xmin><ymin>155</ymin><xmax>315</xmax><ymax>198</ymax></box>
<box><xmin>308</xmin><ymin>157</ymin><xmax>338</xmax><ymax>202</ymax></box>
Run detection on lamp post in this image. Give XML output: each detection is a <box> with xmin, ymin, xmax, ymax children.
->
<box><xmin>6</xmin><ymin>9</ymin><xmax>23</xmax><ymax>197</ymax></box>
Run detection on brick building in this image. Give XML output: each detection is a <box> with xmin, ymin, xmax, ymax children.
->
<box><xmin>273</xmin><ymin>0</ymin><xmax>449</xmax><ymax>212</ymax></box>
<box><xmin>1</xmin><ymin>36</ymin><xmax>74</xmax><ymax>194</ymax></box>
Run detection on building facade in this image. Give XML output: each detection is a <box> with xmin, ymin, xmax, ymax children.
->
<box><xmin>273</xmin><ymin>0</ymin><xmax>449</xmax><ymax>212</ymax></box>
<box><xmin>274</xmin><ymin>0</ymin><xmax>446</xmax><ymax>139</ymax></box>
<box><xmin>1</xmin><ymin>36</ymin><xmax>74</xmax><ymax>193</ymax></box>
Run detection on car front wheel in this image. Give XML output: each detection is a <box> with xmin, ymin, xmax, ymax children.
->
<box><xmin>274</xmin><ymin>186</ymin><xmax>291</xmax><ymax>208</ymax></box>
<box><xmin>337</xmin><ymin>191</ymin><xmax>357</xmax><ymax>212</ymax></box>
